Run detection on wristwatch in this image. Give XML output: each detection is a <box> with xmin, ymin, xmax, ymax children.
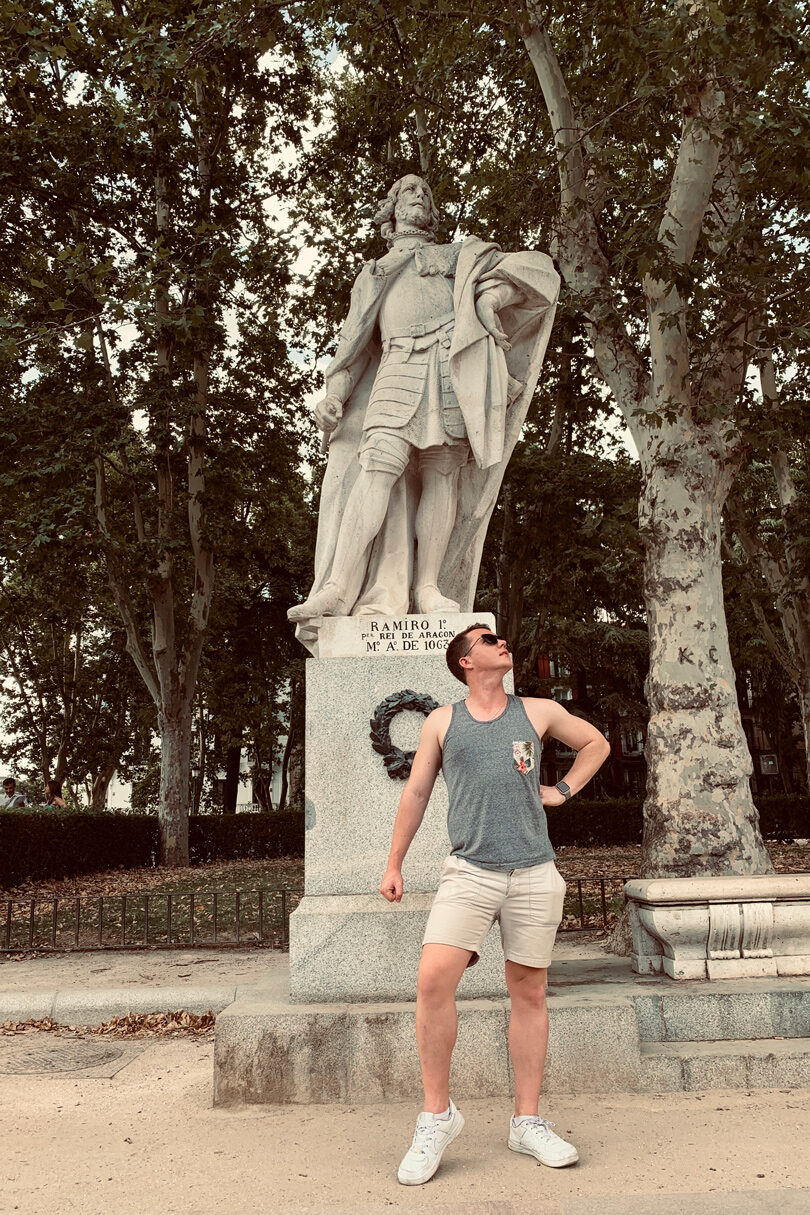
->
<box><xmin>554</xmin><ymin>780</ymin><xmax>572</xmax><ymax>801</ymax></box>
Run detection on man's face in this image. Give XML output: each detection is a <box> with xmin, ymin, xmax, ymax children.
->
<box><xmin>394</xmin><ymin>175</ymin><xmax>433</xmax><ymax>230</ymax></box>
<box><xmin>3</xmin><ymin>782</ymin><xmax>14</xmax><ymax>796</ymax></box>
<box><xmin>463</xmin><ymin>629</ymin><xmax>513</xmax><ymax>677</ymax></box>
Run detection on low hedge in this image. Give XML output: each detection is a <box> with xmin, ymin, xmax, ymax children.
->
<box><xmin>752</xmin><ymin>795</ymin><xmax>810</xmax><ymax>842</ymax></box>
<box><xmin>188</xmin><ymin>811</ymin><xmax>304</xmax><ymax>864</ymax></box>
<box><xmin>546</xmin><ymin>798</ymin><xmax>644</xmax><ymax>847</ymax></box>
<box><xmin>0</xmin><ymin>810</ymin><xmax>304</xmax><ymax>890</ymax></box>
<box><xmin>0</xmin><ymin>796</ymin><xmax>807</xmax><ymax>889</ymax></box>
<box><xmin>546</xmin><ymin>795</ymin><xmax>810</xmax><ymax>848</ymax></box>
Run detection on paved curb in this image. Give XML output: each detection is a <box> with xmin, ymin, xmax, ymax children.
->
<box><xmin>0</xmin><ymin>983</ymin><xmax>243</xmax><ymax>1025</ymax></box>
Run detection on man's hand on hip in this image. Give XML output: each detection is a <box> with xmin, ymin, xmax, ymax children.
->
<box><xmin>380</xmin><ymin>867</ymin><xmax>404</xmax><ymax>902</ymax></box>
<box><xmin>539</xmin><ymin>785</ymin><xmax>567</xmax><ymax>807</ymax></box>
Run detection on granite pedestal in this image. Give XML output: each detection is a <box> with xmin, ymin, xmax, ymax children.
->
<box><xmin>289</xmin><ymin>611</ymin><xmax>512</xmax><ymax>1002</ymax></box>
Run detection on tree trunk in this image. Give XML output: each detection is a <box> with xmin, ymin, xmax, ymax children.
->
<box><xmin>278</xmin><ymin>726</ymin><xmax>293</xmax><ymax>814</ymax></box>
<box><xmin>158</xmin><ymin>709</ymin><xmax>191</xmax><ymax>866</ymax></box>
<box><xmin>288</xmin><ymin>738</ymin><xmax>304</xmax><ymax>814</ymax></box>
<box><xmin>521</xmin><ymin>15</ymin><xmax>775</xmax><ymax>886</ymax></box>
<box><xmin>639</xmin><ymin>447</ymin><xmax>773</xmax><ymax>876</ymax></box>
<box><xmin>223</xmin><ymin>744</ymin><xmax>240</xmax><ymax>815</ymax></box>
<box><xmin>798</xmin><ymin>682</ymin><xmax>810</xmax><ymax>798</ymax></box>
<box><xmin>91</xmin><ymin>763</ymin><xmax>117</xmax><ymax>813</ymax></box>
<box><xmin>253</xmin><ymin>768</ymin><xmax>273</xmax><ymax>812</ymax></box>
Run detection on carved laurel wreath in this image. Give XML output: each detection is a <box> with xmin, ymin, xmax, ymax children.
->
<box><xmin>370</xmin><ymin>689</ymin><xmax>441</xmax><ymax>780</ymax></box>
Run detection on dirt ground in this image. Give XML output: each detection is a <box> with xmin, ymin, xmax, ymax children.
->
<box><xmin>1</xmin><ymin>1037</ymin><xmax>809</xmax><ymax>1215</ymax></box>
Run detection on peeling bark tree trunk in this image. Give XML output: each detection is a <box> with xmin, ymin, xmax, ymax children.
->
<box><xmin>640</xmin><ymin>446</ymin><xmax>772</xmax><ymax>874</ymax></box>
<box><xmin>159</xmin><ymin>710</ymin><xmax>191</xmax><ymax>864</ymax></box>
<box><xmin>520</xmin><ymin>8</ymin><xmax>773</xmax><ymax>883</ymax></box>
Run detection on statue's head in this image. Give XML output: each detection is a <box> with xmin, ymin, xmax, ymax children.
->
<box><xmin>373</xmin><ymin>175</ymin><xmax>439</xmax><ymax>243</ymax></box>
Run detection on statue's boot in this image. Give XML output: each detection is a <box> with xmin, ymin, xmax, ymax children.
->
<box><xmin>413</xmin><ymin>583</ymin><xmax>460</xmax><ymax>613</ymax></box>
<box><xmin>287</xmin><ymin>582</ymin><xmax>347</xmax><ymax>621</ymax></box>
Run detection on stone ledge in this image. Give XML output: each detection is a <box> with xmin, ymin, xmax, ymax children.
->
<box><xmin>625</xmin><ymin>874</ymin><xmax>810</xmax><ymax>981</ymax></box>
<box><xmin>625</xmin><ymin>874</ymin><xmax>810</xmax><ymax>903</ymax></box>
<box><xmin>214</xmin><ymin>987</ymin><xmax>642</xmax><ymax>1105</ymax></box>
<box><xmin>641</xmin><ymin>1037</ymin><xmax>810</xmax><ymax>1091</ymax></box>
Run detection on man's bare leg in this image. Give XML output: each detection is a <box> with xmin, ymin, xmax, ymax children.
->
<box><xmin>415</xmin><ymin>943</ymin><xmax>472</xmax><ymax>1111</ymax></box>
<box><xmin>413</xmin><ymin>466</ymin><xmax>461</xmax><ymax>614</ymax></box>
<box><xmin>288</xmin><ymin>468</ymin><xmax>398</xmax><ymax>619</ymax></box>
<box><xmin>505</xmin><ymin>960</ymin><xmax>549</xmax><ymax>1114</ymax></box>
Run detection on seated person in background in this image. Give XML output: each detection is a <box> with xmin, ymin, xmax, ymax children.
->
<box><xmin>1</xmin><ymin>778</ymin><xmax>26</xmax><ymax>808</ymax></box>
<box><xmin>44</xmin><ymin>779</ymin><xmax>66</xmax><ymax>809</ymax></box>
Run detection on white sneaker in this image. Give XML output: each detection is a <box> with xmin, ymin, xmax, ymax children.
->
<box><xmin>508</xmin><ymin>1116</ymin><xmax>579</xmax><ymax>1167</ymax></box>
<box><xmin>397</xmin><ymin>1100</ymin><xmax>465</xmax><ymax>1185</ymax></box>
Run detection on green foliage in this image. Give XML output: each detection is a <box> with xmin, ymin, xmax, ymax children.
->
<box><xmin>755</xmin><ymin>795</ymin><xmax>810</xmax><ymax>842</ymax></box>
<box><xmin>546</xmin><ymin>798</ymin><xmax>644</xmax><ymax>847</ymax></box>
<box><xmin>0</xmin><ymin>0</ymin><xmax>321</xmax><ymax>835</ymax></box>
<box><xmin>303</xmin><ymin>0</ymin><xmax>809</xmax><ymax>422</ymax></box>
<box><xmin>189</xmin><ymin>810</ymin><xmax>303</xmax><ymax>863</ymax></box>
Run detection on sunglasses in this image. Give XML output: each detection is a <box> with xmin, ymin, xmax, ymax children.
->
<box><xmin>464</xmin><ymin>632</ymin><xmax>509</xmax><ymax>656</ymax></box>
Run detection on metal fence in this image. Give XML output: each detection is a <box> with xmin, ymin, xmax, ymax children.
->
<box><xmin>0</xmin><ymin>888</ymin><xmax>303</xmax><ymax>953</ymax></box>
<box><xmin>0</xmin><ymin>876</ymin><xmax>630</xmax><ymax>954</ymax></box>
<box><xmin>558</xmin><ymin>876</ymin><xmax>633</xmax><ymax>931</ymax></box>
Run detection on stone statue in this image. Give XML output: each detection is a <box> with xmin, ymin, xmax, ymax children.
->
<box><xmin>289</xmin><ymin>175</ymin><xmax>560</xmax><ymax>652</ymax></box>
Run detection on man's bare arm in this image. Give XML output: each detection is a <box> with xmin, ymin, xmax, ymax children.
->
<box><xmin>522</xmin><ymin>698</ymin><xmax>611</xmax><ymax>806</ymax></box>
<box><xmin>379</xmin><ymin>710</ymin><xmax>446</xmax><ymax>903</ymax></box>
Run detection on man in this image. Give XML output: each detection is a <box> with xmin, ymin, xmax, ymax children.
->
<box><xmin>288</xmin><ymin>176</ymin><xmax>559</xmax><ymax>640</ymax></box>
<box><xmin>379</xmin><ymin>623</ymin><xmax>611</xmax><ymax>1185</ymax></box>
<box><xmin>1</xmin><ymin>778</ymin><xmax>26</xmax><ymax>809</ymax></box>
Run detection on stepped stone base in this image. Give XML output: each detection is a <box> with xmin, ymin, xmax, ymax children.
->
<box><xmin>213</xmin><ymin>958</ymin><xmax>810</xmax><ymax>1105</ymax></box>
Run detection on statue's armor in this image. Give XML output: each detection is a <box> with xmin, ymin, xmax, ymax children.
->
<box><xmin>359</xmin><ymin>243</ymin><xmax>467</xmax><ymax>476</ymax></box>
<box><xmin>377</xmin><ymin>251</ymin><xmax>456</xmax><ymax>340</ymax></box>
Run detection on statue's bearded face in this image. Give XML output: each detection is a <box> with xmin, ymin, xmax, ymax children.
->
<box><xmin>394</xmin><ymin>175</ymin><xmax>433</xmax><ymax>230</ymax></box>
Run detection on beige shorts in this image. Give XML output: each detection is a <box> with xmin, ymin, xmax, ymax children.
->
<box><xmin>423</xmin><ymin>855</ymin><xmax>566</xmax><ymax>970</ymax></box>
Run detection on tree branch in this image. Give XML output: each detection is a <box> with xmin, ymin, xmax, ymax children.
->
<box><xmin>519</xmin><ymin>4</ymin><xmax>650</xmax><ymax>445</ymax></box>
<box><xmin>93</xmin><ymin>318</ymin><xmax>148</xmax><ymax>544</ymax></box>
<box><xmin>94</xmin><ymin>456</ymin><xmax>161</xmax><ymax>706</ymax></box>
<box><xmin>644</xmin><ymin>81</ymin><xmax>723</xmax><ymax>419</ymax></box>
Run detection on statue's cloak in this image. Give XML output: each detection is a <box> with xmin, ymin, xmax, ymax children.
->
<box><xmin>295</xmin><ymin>237</ymin><xmax>560</xmax><ymax>654</ymax></box>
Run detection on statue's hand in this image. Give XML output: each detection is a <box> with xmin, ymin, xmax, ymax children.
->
<box><xmin>314</xmin><ymin>394</ymin><xmax>344</xmax><ymax>434</ymax></box>
<box><xmin>475</xmin><ymin>295</ymin><xmax>511</xmax><ymax>351</ymax></box>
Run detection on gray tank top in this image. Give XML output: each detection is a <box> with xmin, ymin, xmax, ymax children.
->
<box><xmin>441</xmin><ymin>694</ymin><xmax>556</xmax><ymax>870</ymax></box>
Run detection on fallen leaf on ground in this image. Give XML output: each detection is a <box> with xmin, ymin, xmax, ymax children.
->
<box><xmin>0</xmin><ymin>1010</ymin><xmax>216</xmax><ymax>1037</ymax></box>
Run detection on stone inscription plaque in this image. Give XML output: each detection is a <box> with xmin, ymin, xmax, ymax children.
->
<box><xmin>316</xmin><ymin>612</ymin><xmax>495</xmax><ymax>659</ymax></box>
